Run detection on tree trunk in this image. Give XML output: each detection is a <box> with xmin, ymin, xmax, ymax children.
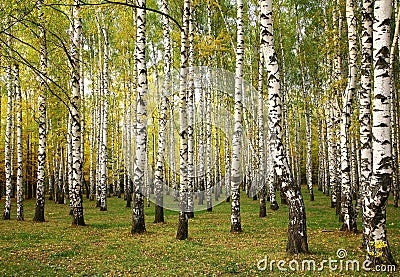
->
<box><xmin>14</xmin><ymin>64</ymin><xmax>24</xmax><ymax>221</ymax></box>
<box><xmin>131</xmin><ymin>0</ymin><xmax>148</xmax><ymax>234</ymax></box>
<box><xmin>230</xmin><ymin>0</ymin><xmax>244</xmax><ymax>233</ymax></box>
<box><xmin>261</xmin><ymin>0</ymin><xmax>308</xmax><ymax>254</ymax></box>
<box><xmin>339</xmin><ymin>0</ymin><xmax>357</xmax><ymax>232</ymax></box>
<box><xmin>34</xmin><ymin>0</ymin><xmax>47</xmax><ymax>222</ymax></box>
<box><xmin>69</xmin><ymin>1</ymin><xmax>85</xmax><ymax>226</ymax></box>
<box><xmin>99</xmin><ymin>12</ymin><xmax>110</xmax><ymax>212</ymax></box>
<box><xmin>205</xmin><ymin>1</ymin><xmax>213</xmax><ymax>213</ymax></box>
<box><xmin>3</xmin><ymin>49</ymin><xmax>13</xmax><ymax>220</ymax></box>
<box><xmin>364</xmin><ymin>0</ymin><xmax>397</xmax><ymax>266</ymax></box>
<box><xmin>258</xmin><ymin>52</ymin><xmax>266</xmax><ymax>218</ymax></box>
<box><xmin>186</xmin><ymin>4</ymin><xmax>195</xmax><ymax>219</ymax></box>
<box><xmin>176</xmin><ymin>0</ymin><xmax>190</xmax><ymax>240</ymax></box>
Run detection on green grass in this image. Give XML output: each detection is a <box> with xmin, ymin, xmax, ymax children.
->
<box><xmin>0</xmin><ymin>189</ymin><xmax>399</xmax><ymax>276</ymax></box>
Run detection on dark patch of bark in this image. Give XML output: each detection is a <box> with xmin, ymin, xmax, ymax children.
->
<box><xmin>3</xmin><ymin>211</ymin><xmax>10</xmax><ymax>220</ymax></box>
<box><xmin>71</xmin><ymin>208</ymin><xmax>85</xmax><ymax>226</ymax></box>
<box><xmin>270</xmin><ymin>201</ymin><xmax>279</xmax><ymax>211</ymax></box>
<box><xmin>176</xmin><ymin>212</ymin><xmax>188</xmax><ymax>240</ymax></box>
<box><xmin>33</xmin><ymin>204</ymin><xmax>45</xmax><ymax>222</ymax></box>
<box><xmin>154</xmin><ymin>204</ymin><xmax>164</xmax><ymax>223</ymax></box>
<box><xmin>126</xmin><ymin>193</ymin><xmax>132</xmax><ymax>208</ymax></box>
<box><xmin>230</xmin><ymin>221</ymin><xmax>242</xmax><ymax>233</ymax></box>
<box><xmin>186</xmin><ymin>212</ymin><xmax>194</xmax><ymax>219</ymax></box>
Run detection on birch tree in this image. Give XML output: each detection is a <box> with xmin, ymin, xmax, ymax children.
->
<box><xmin>69</xmin><ymin>0</ymin><xmax>85</xmax><ymax>226</ymax></box>
<box><xmin>99</xmin><ymin>12</ymin><xmax>110</xmax><ymax>212</ymax></box>
<box><xmin>2</xmin><ymin>38</ymin><xmax>13</xmax><ymax>220</ymax></box>
<box><xmin>260</xmin><ymin>0</ymin><xmax>309</xmax><ymax>254</ymax></box>
<box><xmin>364</xmin><ymin>0</ymin><xmax>397</xmax><ymax>265</ymax></box>
<box><xmin>131</xmin><ymin>0</ymin><xmax>148</xmax><ymax>234</ymax></box>
<box><xmin>339</xmin><ymin>0</ymin><xmax>357</xmax><ymax>232</ymax></box>
<box><xmin>186</xmin><ymin>3</ymin><xmax>195</xmax><ymax>219</ymax></box>
<box><xmin>34</xmin><ymin>0</ymin><xmax>47</xmax><ymax>222</ymax></box>
<box><xmin>176</xmin><ymin>0</ymin><xmax>190</xmax><ymax>240</ymax></box>
<box><xmin>355</xmin><ymin>0</ymin><xmax>373</xmax><ymax>230</ymax></box>
<box><xmin>154</xmin><ymin>0</ymin><xmax>171</xmax><ymax>223</ymax></box>
<box><xmin>230</xmin><ymin>0</ymin><xmax>244</xmax><ymax>233</ymax></box>
<box><xmin>15</xmin><ymin>64</ymin><xmax>24</xmax><ymax>221</ymax></box>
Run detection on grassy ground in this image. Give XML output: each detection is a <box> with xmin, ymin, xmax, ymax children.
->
<box><xmin>0</xmin><ymin>189</ymin><xmax>399</xmax><ymax>276</ymax></box>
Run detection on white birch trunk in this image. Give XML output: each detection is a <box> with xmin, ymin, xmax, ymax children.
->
<box><xmin>186</xmin><ymin>4</ymin><xmax>195</xmax><ymax>218</ymax></box>
<box><xmin>3</xmin><ymin>52</ymin><xmax>13</xmax><ymax>220</ymax></box>
<box><xmin>34</xmin><ymin>0</ymin><xmax>47</xmax><ymax>222</ymax></box>
<box><xmin>261</xmin><ymin>0</ymin><xmax>308</xmax><ymax>254</ymax></box>
<box><xmin>230</xmin><ymin>0</ymin><xmax>244</xmax><ymax>232</ymax></box>
<box><xmin>99</xmin><ymin>13</ymin><xmax>110</xmax><ymax>211</ymax></box>
<box><xmin>70</xmin><ymin>1</ymin><xmax>85</xmax><ymax>225</ymax></box>
<box><xmin>364</xmin><ymin>0</ymin><xmax>397</xmax><ymax>265</ymax></box>
<box><xmin>131</xmin><ymin>0</ymin><xmax>148</xmax><ymax>234</ymax></box>
<box><xmin>339</xmin><ymin>0</ymin><xmax>357</xmax><ymax>232</ymax></box>
<box><xmin>176</xmin><ymin>0</ymin><xmax>190</xmax><ymax>240</ymax></box>
<box><xmin>14</xmin><ymin>64</ymin><xmax>23</xmax><ymax>221</ymax></box>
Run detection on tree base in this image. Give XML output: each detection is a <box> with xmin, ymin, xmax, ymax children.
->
<box><xmin>154</xmin><ymin>205</ymin><xmax>164</xmax><ymax>223</ymax></box>
<box><xmin>226</xmin><ymin>196</ymin><xmax>230</xmax><ymax>202</ymax></box>
<box><xmin>33</xmin><ymin>206</ymin><xmax>45</xmax><ymax>222</ymax></box>
<box><xmin>331</xmin><ymin>201</ymin><xmax>336</xmax><ymax>208</ymax></box>
<box><xmin>259</xmin><ymin>205</ymin><xmax>266</xmax><ymax>217</ymax></box>
<box><xmin>176</xmin><ymin>212</ymin><xmax>188</xmax><ymax>240</ymax></box>
<box><xmin>270</xmin><ymin>201</ymin><xmax>279</xmax><ymax>211</ymax></box>
<box><xmin>252</xmin><ymin>195</ymin><xmax>257</xmax><ymax>201</ymax></box>
<box><xmin>131</xmin><ymin>221</ymin><xmax>146</xmax><ymax>234</ymax></box>
<box><xmin>230</xmin><ymin>222</ymin><xmax>242</xmax><ymax>233</ymax></box>
<box><xmin>207</xmin><ymin>207</ymin><xmax>213</xmax><ymax>212</ymax></box>
<box><xmin>186</xmin><ymin>212</ymin><xmax>194</xmax><ymax>219</ymax></box>
<box><xmin>100</xmin><ymin>207</ymin><xmax>107</xmax><ymax>211</ymax></box>
<box><xmin>126</xmin><ymin>194</ymin><xmax>132</xmax><ymax>208</ymax></box>
<box><xmin>286</xmin><ymin>234</ymin><xmax>309</xmax><ymax>254</ymax></box>
<box><xmin>340</xmin><ymin>222</ymin><xmax>357</xmax><ymax>233</ymax></box>
<box><xmin>3</xmin><ymin>211</ymin><xmax>10</xmax><ymax>220</ymax></box>
<box><xmin>71</xmin><ymin>211</ymin><xmax>85</xmax><ymax>226</ymax></box>
<box><xmin>310</xmin><ymin>193</ymin><xmax>314</xmax><ymax>201</ymax></box>
<box><xmin>281</xmin><ymin>197</ymin><xmax>288</xmax><ymax>205</ymax></box>
<box><xmin>49</xmin><ymin>195</ymin><xmax>53</xmax><ymax>201</ymax></box>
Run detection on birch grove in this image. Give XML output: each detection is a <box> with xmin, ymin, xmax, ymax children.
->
<box><xmin>0</xmin><ymin>0</ymin><xmax>399</xmax><ymax>266</ymax></box>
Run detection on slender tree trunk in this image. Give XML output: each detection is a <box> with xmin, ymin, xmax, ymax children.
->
<box><xmin>34</xmin><ymin>0</ymin><xmax>47</xmax><ymax>222</ymax></box>
<box><xmin>153</xmin><ymin>0</ymin><xmax>170</xmax><ymax>223</ymax></box>
<box><xmin>3</xmin><ymin>48</ymin><xmax>13</xmax><ymax>220</ymax></box>
<box><xmin>99</xmin><ymin>13</ymin><xmax>110</xmax><ymax>212</ymax></box>
<box><xmin>258</xmin><ymin>53</ymin><xmax>266</xmax><ymax>217</ymax></box>
<box><xmin>339</xmin><ymin>0</ymin><xmax>357</xmax><ymax>232</ymax></box>
<box><xmin>69</xmin><ymin>1</ymin><xmax>85</xmax><ymax>226</ymax></box>
<box><xmin>390</xmin><ymin>2</ymin><xmax>400</xmax><ymax>209</ymax></box>
<box><xmin>205</xmin><ymin>0</ymin><xmax>213</xmax><ymax>212</ymax></box>
<box><xmin>131</xmin><ymin>0</ymin><xmax>148</xmax><ymax>234</ymax></box>
<box><xmin>261</xmin><ymin>0</ymin><xmax>308</xmax><ymax>254</ymax></box>
<box><xmin>14</xmin><ymin>64</ymin><xmax>24</xmax><ymax>221</ymax></box>
<box><xmin>176</xmin><ymin>0</ymin><xmax>191</xmax><ymax>240</ymax></box>
<box><xmin>364</xmin><ymin>0</ymin><xmax>397</xmax><ymax>266</ymax></box>
<box><xmin>230</xmin><ymin>0</ymin><xmax>244</xmax><ymax>233</ymax></box>
<box><xmin>305</xmin><ymin>104</ymin><xmax>313</xmax><ymax>201</ymax></box>
<box><xmin>186</xmin><ymin>4</ymin><xmax>195</xmax><ymax>219</ymax></box>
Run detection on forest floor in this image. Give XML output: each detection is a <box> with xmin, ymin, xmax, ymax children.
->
<box><xmin>0</xmin><ymin>189</ymin><xmax>399</xmax><ymax>276</ymax></box>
